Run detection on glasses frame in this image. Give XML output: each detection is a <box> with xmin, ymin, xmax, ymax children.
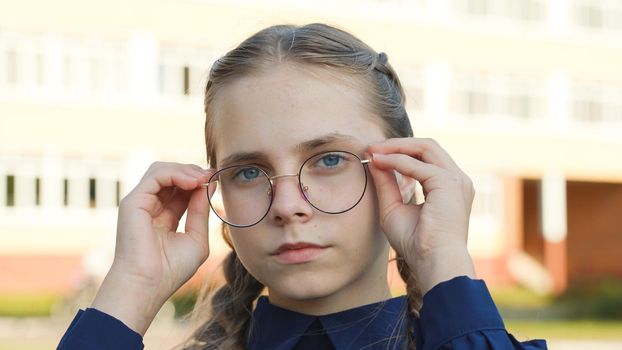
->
<box><xmin>203</xmin><ymin>150</ymin><xmax>372</xmax><ymax>228</ymax></box>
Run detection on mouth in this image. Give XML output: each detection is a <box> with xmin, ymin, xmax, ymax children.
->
<box><xmin>271</xmin><ymin>242</ymin><xmax>329</xmax><ymax>264</ymax></box>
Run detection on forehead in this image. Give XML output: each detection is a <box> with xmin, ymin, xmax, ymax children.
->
<box><xmin>212</xmin><ymin>64</ymin><xmax>385</xmax><ymax>164</ymax></box>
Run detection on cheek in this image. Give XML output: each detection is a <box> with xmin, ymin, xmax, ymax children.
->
<box><xmin>228</xmin><ymin>230</ymin><xmax>264</xmax><ymax>271</ymax></box>
<box><xmin>359</xmin><ymin>174</ymin><xmax>381</xmax><ymax>229</ymax></box>
<box><xmin>339</xmin><ymin>181</ymin><xmax>384</xmax><ymax>248</ymax></box>
<box><xmin>362</xmin><ymin>182</ymin><xmax>387</xmax><ymax>251</ymax></box>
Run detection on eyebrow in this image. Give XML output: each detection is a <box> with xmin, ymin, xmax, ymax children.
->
<box><xmin>219</xmin><ymin>132</ymin><xmax>360</xmax><ymax>168</ymax></box>
<box><xmin>296</xmin><ymin>132</ymin><xmax>358</xmax><ymax>152</ymax></box>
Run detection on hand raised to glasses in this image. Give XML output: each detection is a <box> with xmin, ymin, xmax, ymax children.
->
<box><xmin>91</xmin><ymin>162</ymin><xmax>215</xmax><ymax>335</ymax></box>
<box><xmin>368</xmin><ymin>138</ymin><xmax>477</xmax><ymax>296</ymax></box>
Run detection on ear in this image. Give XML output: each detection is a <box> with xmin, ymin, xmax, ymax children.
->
<box><xmin>394</xmin><ymin>171</ymin><xmax>421</xmax><ymax>205</ymax></box>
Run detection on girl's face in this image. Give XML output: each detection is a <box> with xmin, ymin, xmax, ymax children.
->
<box><xmin>212</xmin><ymin>63</ymin><xmax>391</xmax><ymax>314</ymax></box>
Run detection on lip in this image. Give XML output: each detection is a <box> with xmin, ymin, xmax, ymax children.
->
<box><xmin>271</xmin><ymin>242</ymin><xmax>328</xmax><ymax>264</ymax></box>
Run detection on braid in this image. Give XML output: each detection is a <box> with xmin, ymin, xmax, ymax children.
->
<box><xmin>370</xmin><ymin>51</ymin><xmax>413</xmax><ymax>139</ymax></box>
<box><xmin>373</xmin><ymin>52</ymin><xmax>390</xmax><ymax>73</ymax></box>
<box><xmin>397</xmin><ymin>256</ymin><xmax>422</xmax><ymax>350</ymax></box>
<box><xmin>181</xmin><ymin>250</ymin><xmax>264</xmax><ymax>349</ymax></box>
<box><xmin>374</xmin><ymin>50</ymin><xmax>419</xmax><ymax>348</ymax></box>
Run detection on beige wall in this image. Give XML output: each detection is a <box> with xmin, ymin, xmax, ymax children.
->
<box><xmin>1</xmin><ymin>0</ymin><xmax>621</xmax><ymax>292</ymax></box>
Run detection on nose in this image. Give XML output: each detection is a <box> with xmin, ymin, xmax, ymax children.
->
<box><xmin>267</xmin><ymin>174</ymin><xmax>314</xmax><ymax>225</ymax></box>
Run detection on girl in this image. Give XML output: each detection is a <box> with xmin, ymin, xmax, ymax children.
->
<box><xmin>58</xmin><ymin>23</ymin><xmax>547</xmax><ymax>349</ymax></box>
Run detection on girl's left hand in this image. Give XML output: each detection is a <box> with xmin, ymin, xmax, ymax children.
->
<box><xmin>367</xmin><ymin>137</ymin><xmax>477</xmax><ymax>295</ymax></box>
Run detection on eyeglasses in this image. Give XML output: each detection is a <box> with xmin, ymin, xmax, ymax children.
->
<box><xmin>204</xmin><ymin>150</ymin><xmax>371</xmax><ymax>228</ymax></box>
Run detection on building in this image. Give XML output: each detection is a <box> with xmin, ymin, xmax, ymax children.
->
<box><xmin>1</xmin><ymin>0</ymin><xmax>621</xmax><ymax>298</ymax></box>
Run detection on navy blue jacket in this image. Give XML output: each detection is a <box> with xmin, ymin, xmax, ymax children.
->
<box><xmin>57</xmin><ymin>276</ymin><xmax>547</xmax><ymax>349</ymax></box>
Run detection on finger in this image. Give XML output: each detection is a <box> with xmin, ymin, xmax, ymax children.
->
<box><xmin>155</xmin><ymin>188</ymin><xmax>194</xmax><ymax>231</ymax></box>
<box><xmin>368</xmin><ymin>158</ymin><xmax>423</xmax><ymax>256</ymax></box>
<box><xmin>183</xmin><ymin>163</ymin><xmax>209</xmax><ymax>175</ymax></box>
<box><xmin>185</xmin><ymin>179</ymin><xmax>216</xmax><ymax>248</ymax></box>
<box><xmin>153</xmin><ymin>160</ymin><xmax>213</xmax><ymax>215</ymax></box>
<box><xmin>157</xmin><ymin>162</ymin><xmax>208</xmax><ymax>179</ymax></box>
<box><xmin>371</xmin><ymin>153</ymin><xmax>443</xmax><ymax>191</ymax></box>
<box><xmin>153</xmin><ymin>169</ymin><xmax>213</xmax><ymax>232</ymax></box>
<box><xmin>368</xmin><ymin>138</ymin><xmax>459</xmax><ymax>170</ymax></box>
<box><xmin>156</xmin><ymin>186</ymin><xmax>177</xmax><ymax>204</ymax></box>
<box><xmin>123</xmin><ymin>163</ymin><xmax>210</xmax><ymax>220</ymax></box>
<box><xmin>135</xmin><ymin>163</ymin><xmax>208</xmax><ymax>196</ymax></box>
<box><xmin>368</xmin><ymin>161</ymin><xmax>402</xmax><ymax>215</ymax></box>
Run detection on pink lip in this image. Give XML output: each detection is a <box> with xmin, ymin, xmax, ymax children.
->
<box><xmin>272</xmin><ymin>243</ymin><xmax>328</xmax><ymax>264</ymax></box>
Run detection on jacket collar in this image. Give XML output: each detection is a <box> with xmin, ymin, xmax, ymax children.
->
<box><xmin>248</xmin><ymin>295</ymin><xmax>411</xmax><ymax>350</ymax></box>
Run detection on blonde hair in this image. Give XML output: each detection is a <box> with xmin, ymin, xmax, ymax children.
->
<box><xmin>180</xmin><ymin>23</ymin><xmax>419</xmax><ymax>350</ymax></box>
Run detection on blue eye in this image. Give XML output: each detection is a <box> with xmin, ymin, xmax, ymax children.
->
<box><xmin>234</xmin><ymin>167</ymin><xmax>262</xmax><ymax>181</ymax></box>
<box><xmin>318</xmin><ymin>154</ymin><xmax>343</xmax><ymax>168</ymax></box>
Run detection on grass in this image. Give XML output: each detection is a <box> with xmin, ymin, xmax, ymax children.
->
<box><xmin>2</xmin><ymin>283</ymin><xmax>622</xmax><ymax>342</ymax></box>
<box><xmin>506</xmin><ymin>320</ymin><xmax>622</xmax><ymax>340</ymax></box>
<box><xmin>0</xmin><ymin>294</ymin><xmax>57</xmax><ymax>317</ymax></box>
<box><xmin>0</xmin><ymin>340</ymin><xmax>56</xmax><ymax>350</ymax></box>
<box><xmin>490</xmin><ymin>285</ymin><xmax>554</xmax><ymax>308</ymax></box>
<box><xmin>491</xmin><ymin>282</ymin><xmax>622</xmax><ymax>340</ymax></box>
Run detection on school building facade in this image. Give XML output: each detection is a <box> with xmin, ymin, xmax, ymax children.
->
<box><xmin>1</xmin><ymin>0</ymin><xmax>621</xmax><ymax>297</ymax></box>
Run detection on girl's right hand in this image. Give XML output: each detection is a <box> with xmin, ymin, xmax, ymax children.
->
<box><xmin>91</xmin><ymin>162</ymin><xmax>215</xmax><ymax>335</ymax></box>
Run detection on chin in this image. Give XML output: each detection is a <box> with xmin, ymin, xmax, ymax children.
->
<box><xmin>266</xmin><ymin>269</ymin><xmax>343</xmax><ymax>301</ymax></box>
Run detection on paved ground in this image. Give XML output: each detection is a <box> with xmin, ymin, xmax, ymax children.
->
<box><xmin>1</xmin><ymin>316</ymin><xmax>621</xmax><ymax>349</ymax></box>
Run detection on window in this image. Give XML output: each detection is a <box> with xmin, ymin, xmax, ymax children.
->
<box><xmin>401</xmin><ymin>68</ymin><xmax>425</xmax><ymax>116</ymax></box>
<box><xmin>183</xmin><ymin>66</ymin><xmax>190</xmax><ymax>96</ymax></box>
<box><xmin>35</xmin><ymin>54</ymin><xmax>44</xmax><ymax>86</ymax></box>
<box><xmin>158</xmin><ymin>47</ymin><xmax>186</xmax><ymax>97</ymax></box>
<box><xmin>6</xmin><ymin>50</ymin><xmax>17</xmax><ymax>85</ymax></box>
<box><xmin>6</xmin><ymin>175</ymin><xmax>15</xmax><ymax>207</ymax></box>
<box><xmin>89</xmin><ymin>178</ymin><xmax>96</xmax><ymax>208</ymax></box>
<box><xmin>451</xmin><ymin>72</ymin><xmax>545</xmax><ymax>121</ymax></box>
<box><xmin>63</xmin><ymin>52</ymin><xmax>86</xmax><ymax>91</ymax></box>
<box><xmin>572</xmin><ymin>82</ymin><xmax>622</xmax><ymax>125</ymax></box>
<box><xmin>507</xmin><ymin>94</ymin><xmax>530</xmax><ymax>118</ymax></box>
<box><xmin>188</xmin><ymin>65</ymin><xmax>207</xmax><ymax>97</ymax></box>
<box><xmin>573</xmin><ymin>0</ymin><xmax>622</xmax><ymax>31</ymax></box>
<box><xmin>89</xmin><ymin>57</ymin><xmax>99</xmax><ymax>92</ymax></box>
<box><xmin>451</xmin><ymin>73</ymin><xmax>487</xmax><ymax>117</ymax></box>
<box><xmin>158</xmin><ymin>62</ymin><xmax>184</xmax><ymax>96</ymax></box>
<box><xmin>469</xmin><ymin>173</ymin><xmax>504</xmax><ymax>240</ymax></box>
<box><xmin>471</xmin><ymin>174</ymin><xmax>503</xmax><ymax>219</ymax></box>
<box><xmin>467</xmin><ymin>0</ymin><xmax>490</xmax><ymax>16</ymax></box>
<box><xmin>94</xmin><ymin>42</ymin><xmax>127</xmax><ymax>95</ymax></box>
<box><xmin>35</xmin><ymin>177</ymin><xmax>41</xmax><ymax>206</ymax></box>
<box><xmin>158</xmin><ymin>47</ymin><xmax>216</xmax><ymax>98</ymax></box>
<box><xmin>63</xmin><ymin>178</ymin><xmax>69</xmax><ymax>207</ymax></box>
<box><xmin>116</xmin><ymin>180</ymin><xmax>121</xmax><ymax>206</ymax></box>
<box><xmin>466</xmin><ymin>90</ymin><xmax>489</xmax><ymax>115</ymax></box>
<box><xmin>506</xmin><ymin>0</ymin><xmax>544</xmax><ymax>22</ymax></box>
<box><xmin>408</xmin><ymin>85</ymin><xmax>424</xmax><ymax>113</ymax></box>
<box><xmin>575</xmin><ymin>0</ymin><xmax>604</xmax><ymax>28</ymax></box>
<box><xmin>452</xmin><ymin>0</ymin><xmax>545</xmax><ymax>22</ymax></box>
<box><xmin>574</xmin><ymin>98</ymin><xmax>603</xmax><ymax>123</ymax></box>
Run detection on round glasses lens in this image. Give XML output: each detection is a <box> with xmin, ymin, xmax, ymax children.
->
<box><xmin>207</xmin><ymin>165</ymin><xmax>272</xmax><ymax>227</ymax></box>
<box><xmin>299</xmin><ymin>151</ymin><xmax>367</xmax><ymax>214</ymax></box>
